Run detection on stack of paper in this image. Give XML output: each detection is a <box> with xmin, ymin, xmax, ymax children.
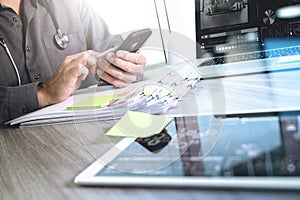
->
<box><xmin>6</xmin><ymin>63</ymin><xmax>201</xmax><ymax>126</ymax></box>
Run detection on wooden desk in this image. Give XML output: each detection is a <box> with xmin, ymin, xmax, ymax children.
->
<box><xmin>1</xmin><ymin>121</ymin><xmax>300</xmax><ymax>200</ymax></box>
<box><xmin>1</xmin><ymin>67</ymin><xmax>300</xmax><ymax>199</ymax></box>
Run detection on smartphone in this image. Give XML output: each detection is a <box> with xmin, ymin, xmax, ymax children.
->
<box><xmin>116</xmin><ymin>28</ymin><xmax>152</xmax><ymax>53</ymax></box>
<box><xmin>97</xmin><ymin>28</ymin><xmax>152</xmax><ymax>86</ymax></box>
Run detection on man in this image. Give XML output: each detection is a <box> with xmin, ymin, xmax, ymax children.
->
<box><xmin>0</xmin><ymin>0</ymin><xmax>146</xmax><ymax>125</ymax></box>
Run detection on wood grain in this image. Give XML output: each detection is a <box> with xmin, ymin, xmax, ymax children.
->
<box><xmin>1</xmin><ymin>69</ymin><xmax>300</xmax><ymax>199</ymax></box>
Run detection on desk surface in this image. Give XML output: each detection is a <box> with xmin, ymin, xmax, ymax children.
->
<box><xmin>1</xmin><ymin>66</ymin><xmax>300</xmax><ymax>199</ymax></box>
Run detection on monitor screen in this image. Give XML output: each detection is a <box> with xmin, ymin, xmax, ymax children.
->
<box><xmin>196</xmin><ymin>0</ymin><xmax>257</xmax><ymax>35</ymax></box>
<box><xmin>195</xmin><ymin>0</ymin><xmax>259</xmax><ymax>58</ymax></box>
<box><xmin>200</xmin><ymin>0</ymin><xmax>249</xmax><ymax>30</ymax></box>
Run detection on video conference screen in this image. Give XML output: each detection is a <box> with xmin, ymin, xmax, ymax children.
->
<box><xmin>199</xmin><ymin>0</ymin><xmax>249</xmax><ymax>30</ymax></box>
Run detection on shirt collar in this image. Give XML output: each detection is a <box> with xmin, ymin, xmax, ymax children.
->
<box><xmin>0</xmin><ymin>1</ymin><xmax>39</xmax><ymax>9</ymax></box>
<box><xmin>0</xmin><ymin>3</ymin><xmax>7</xmax><ymax>9</ymax></box>
<box><xmin>0</xmin><ymin>3</ymin><xmax>12</xmax><ymax>11</ymax></box>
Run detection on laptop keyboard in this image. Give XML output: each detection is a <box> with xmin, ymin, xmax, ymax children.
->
<box><xmin>200</xmin><ymin>46</ymin><xmax>300</xmax><ymax>66</ymax></box>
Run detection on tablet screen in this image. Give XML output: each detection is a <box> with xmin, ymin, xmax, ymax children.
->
<box><xmin>95</xmin><ymin>113</ymin><xmax>300</xmax><ymax>178</ymax></box>
<box><xmin>74</xmin><ymin>111</ymin><xmax>300</xmax><ymax>189</ymax></box>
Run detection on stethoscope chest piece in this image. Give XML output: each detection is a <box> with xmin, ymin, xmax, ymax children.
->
<box><xmin>54</xmin><ymin>28</ymin><xmax>69</xmax><ymax>49</ymax></box>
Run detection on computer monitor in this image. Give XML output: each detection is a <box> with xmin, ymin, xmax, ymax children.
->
<box><xmin>195</xmin><ymin>0</ymin><xmax>300</xmax><ymax>62</ymax></box>
<box><xmin>195</xmin><ymin>0</ymin><xmax>259</xmax><ymax>58</ymax></box>
<box><xmin>197</xmin><ymin>0</ymin><xmax>255</xmax><ymax>34</ymax></box>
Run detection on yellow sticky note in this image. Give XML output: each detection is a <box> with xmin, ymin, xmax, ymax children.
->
<box><xmin>106</xmin><ymin>111</ymin><xmax>173</xmax><ymax>138</ymax></box>
<box><xmin>66</xmin><ymin>95</ymin><xmax>122</xmax><ymax>111</ymax></box>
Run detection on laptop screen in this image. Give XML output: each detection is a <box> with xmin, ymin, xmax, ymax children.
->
<box><xmin>195</xmin><ymin>0</ymin><xmax>300</xmax><ymax>62</ymax></box>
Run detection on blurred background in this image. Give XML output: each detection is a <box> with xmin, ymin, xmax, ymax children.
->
<box><xmin>86</xmin><ymin>0</ymin><xmax>197</xmax><ymax>65</ymax></box>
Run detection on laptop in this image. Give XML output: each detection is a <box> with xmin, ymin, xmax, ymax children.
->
<box><xmin>74</xmin><ymin>110</ymin><xmax>300</xmax><ymax>190</ymax></box>
<box><xmin>195</xmin><ymin>0</ymin><xmax>300</xmax><ymax>79</ymax></box>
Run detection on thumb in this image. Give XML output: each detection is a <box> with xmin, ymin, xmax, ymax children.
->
<box><xmin>77</xmin><ymin>65</ymin><xmax>89</xmax><ymax>81</ymax></box>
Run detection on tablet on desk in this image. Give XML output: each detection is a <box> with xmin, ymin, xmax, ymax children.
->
<box><xmin>74</xmin><ymin>111</ymin><xmax>300</xmax><ymax>190</ymax></box>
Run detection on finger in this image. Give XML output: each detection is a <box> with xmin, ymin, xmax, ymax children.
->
<box><xmin>68</xmin><ymin>52</ymin><xmax>97</xmax><ymax>75</ymax></box>
<box><xmin>68</xmin><ymin>64</ymin><xmax>88</xmax><ymax>81</ymax></box>
<box><xmin>86</xmin><ymin>50</ymin><xmax>106</xmax><ymax>61</ymax></box>
<box><xmin>116</xmin><ymin>51</ymin><xmax>147</xmax><ymax>65</ymax></box>
<box><xmin>97</xmin><ymin>57</ymin><xmax>111</xmax><ymax>72</ymax></box>
<box><xmin>78</xmin><ymin>65</ymin><xmax>89</xmax><ymax>80</ymax></box>
<box><xmin>98</xmin><ymin>61</ymin><xmax>137</xmax><ymax>82</ymax></box>
<box><xmin>63</xmin><ymin>51</ymin><xmax>91</xmax><ymax>63</ymax></box>
<box><xmin>97</xmin><ymin>68</ymin><xmax>129</xmax><ymax>88</ymax></box>
<box><xmin>85</xmin><ymin>55</ymin><xmax>97</xmax><ymax>74</ymax></box>
<box><xmin>97</xmin><ymin>58</ymin><xmax>126</xmax><ymax>80</ymax></box>
<box><xmin>116</xmin><ymin>72</ymin><xmax>137</xmax><ymax>83</ymax></box>
<box><xmin>78</xmin><ymin>52</ymin><xmax>97</xmax><ymax>69</ymax></box>
<box><xmin>86</xmin><ymin>50</ymin><xmax>99</xmax><ymax>57</ymax></box>
<box><xmin>106</xmin><ymin>53</ymin><xmax>144</xmax><ymax>75</ymax></box>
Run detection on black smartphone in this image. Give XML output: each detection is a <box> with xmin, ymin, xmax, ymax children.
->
<box><xmin>116</xmin><ymin>28</ymin><xmax>152</xmax><ymax>53</ymax></box>
<box><xmin>97</xmin><ymin>28</ymin><xmax>152</xmax><ymax>86</ymax></box>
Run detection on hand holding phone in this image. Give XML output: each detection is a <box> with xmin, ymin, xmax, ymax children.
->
<box><xmin>116</xmin><ymin>28</ymin><xmax>152</xmax><ymax>53</ymax></box>
<box><xmin>97</xmin><ymin>28</ymin><xmax>152</xmax><ymax>87</ymax></box>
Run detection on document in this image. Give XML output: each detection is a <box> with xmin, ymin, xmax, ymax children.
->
<box><xmin>6</xmin><ymin>62</ymin><xmax>201</xmax><ymax>126</ymax></box>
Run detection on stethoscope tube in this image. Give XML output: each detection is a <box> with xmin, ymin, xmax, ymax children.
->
<box><xmin>42</xmin><ymin>0</ymin><xmax>69</xmax><ymax>49</ymax></box>
<box><xmin>0</xmin><ymin>34</ymin><xmax>22</xmax><ymax>86</ymax></box>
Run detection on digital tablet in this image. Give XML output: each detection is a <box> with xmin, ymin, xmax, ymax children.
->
<box><xmin>74</xmin><ymin>111</ymin><xmax>300</xmax><ymax>190</ymax></box>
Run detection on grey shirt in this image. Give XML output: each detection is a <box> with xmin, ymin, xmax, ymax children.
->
<box><xmin>0</xmin><ymin>0</ymin><xmax>122</xmax><ymax>124</ymax></box>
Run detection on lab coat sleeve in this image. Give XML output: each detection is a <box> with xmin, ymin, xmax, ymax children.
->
<box><xmin>0</xmin><ymin>83</ymin><xmax>40</xmax><ymax>125</ymax></box>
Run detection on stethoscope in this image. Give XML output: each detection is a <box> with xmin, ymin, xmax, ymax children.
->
<box><xmin>0</xmin><ymin>34</ymin><xmax>22</xmax><ymax>86</ymax></box>
<box><xmin>0</xmin><ymin>0</ymin><xmax>69</xmax><ymax>86</ymax></box>
<box><xmin>43</xmin><ymin>0</ymin><xmax>69</xmax><ymax>50</ymax></box>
